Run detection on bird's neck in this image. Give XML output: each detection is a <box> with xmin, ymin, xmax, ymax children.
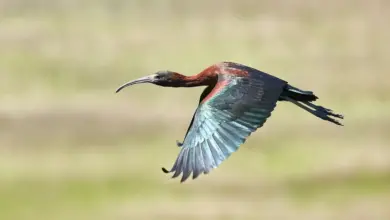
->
<box><xmin>176</xmin><ymin>74</ymin><xmax>216</xmax><ymax>87</ymax></box>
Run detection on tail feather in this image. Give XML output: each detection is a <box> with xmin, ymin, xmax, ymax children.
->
<box><xmin>281</xmin><ymin>84</ymin><xmax>344</xmax><ymax>126</ymax></box>
<box><xmin>282</xmin><ymin>84</ymin><xmax>318</xmax><ymax>102</ymax></box>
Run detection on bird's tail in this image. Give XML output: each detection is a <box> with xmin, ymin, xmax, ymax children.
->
<box><xmin>281</xmin><ymin>84</ymin><xmax>344</xmax><ymax>126</ymax></box>
<box><xmin>282</xmin><ymin>84</ymin><xmax>318</xmax><ymax>102</ymax></box>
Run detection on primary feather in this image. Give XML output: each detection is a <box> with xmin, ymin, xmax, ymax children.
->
<box><xmin>163</xmin><ymin>64</ymin><xmax>287</xmax><ymax>182</ymax></box>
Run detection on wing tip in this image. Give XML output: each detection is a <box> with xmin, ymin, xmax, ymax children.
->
<box><xmin>161</xmin><ymin>167</ymin><xmax>170</xmax><ymax>173</ymax></box>
<box><xmin>162</xmin><ymin>166</ymin><xmax>207</xmax><ymax>183</ymax></box>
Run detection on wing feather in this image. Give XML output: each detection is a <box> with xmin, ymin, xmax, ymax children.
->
<box><xmin>164</xmin><ymin>71</ymin><xmax>287</xmax><ymax>182</ymax></box>
<box><xmin>200</xmin><ymin>141</ymin><xmax>214</xmax><ymax>173</ymax></box>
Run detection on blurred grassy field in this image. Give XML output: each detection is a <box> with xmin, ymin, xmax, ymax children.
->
<box><xmin>1</xmin><ymin>0</ymin><xmax>390</xmax><ymax>219</ymax></box>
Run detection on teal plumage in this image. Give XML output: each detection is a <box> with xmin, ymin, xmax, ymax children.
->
<box><xmin>164</xmin><ymin>68</ymin><xmax>287</xmax><ymax>182</ymax></box>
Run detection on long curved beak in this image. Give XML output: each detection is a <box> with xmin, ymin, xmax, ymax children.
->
<box><xmin>115</xmin><ymin>74</ymin><xmax>156</xmax><ymax>93</ymax></box>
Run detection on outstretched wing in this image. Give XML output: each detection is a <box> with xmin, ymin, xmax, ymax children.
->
<box><xmin>163</xmin><ymin>71</ymin><xmax>287</xmax><ymax>182</ymax></box>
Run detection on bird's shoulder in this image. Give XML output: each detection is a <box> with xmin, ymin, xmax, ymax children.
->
<box><xmin>197</xmin><ymin>61</ymin><xmax>282</xmax><ymax>81</ymax></box>
<box><xmin>207</xmin><ymin>61</ymin><xmax>288</xmax><ymax>84</ymax></box>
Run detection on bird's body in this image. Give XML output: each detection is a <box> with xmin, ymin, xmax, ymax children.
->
<box><xmin>116</xmin><ymin>61</ymin><xmax>344</xmax><ymax>183</ymax></box>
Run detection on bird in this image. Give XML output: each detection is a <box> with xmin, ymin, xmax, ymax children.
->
<box><xmin>116</xmin><ymin>61</ymin><xmax>344</xmax><ymax>183</ymax></box>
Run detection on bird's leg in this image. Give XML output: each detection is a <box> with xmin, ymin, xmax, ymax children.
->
<box><xmin>303</xmin><ymin>101</ymin><xmax>344</xmax><ymax>119</ymax></box>
<box><xmin>284</xmin><ymin>97</ymin><xmax>343</xmax><ymax>126</ymax></box>
<box><xmin>176</xmin><ymin>140</ymin><xmax>183</xmax><ymax>147</ymax></box>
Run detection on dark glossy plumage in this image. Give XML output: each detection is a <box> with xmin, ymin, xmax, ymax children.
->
<box><xmin>116</xmin><ymin>61</ymin><xmax>344</xmax><ymax>183</ymax></box>
<box><xmin>163</xmin><ymin>64</ymin><xmax>287</xmax><ymax>182</ymax></box>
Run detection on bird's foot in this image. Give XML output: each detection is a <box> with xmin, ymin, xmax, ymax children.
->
<box><xmin>304</xmin><ymin>102</ymin><xmax>344</xmax><ymax>119</ymax></box>
<box><xmin>317</xmin><ymin>105</ymin><xmax>344</xmax><ymax>119</ymax></box>
<box><xmin>176</xmin><ymin>140</ymin><xmax>183</xmax><ymax>147</ymax></box>
<box><xmin>325</xmin><ymin>116</ymin><xmax>343</xmax><ymax>126</ymax></box>
<box><xmin>314</xmin><ymin>107</ymin><xmax>344</xmax><ymax>126</ymax></box>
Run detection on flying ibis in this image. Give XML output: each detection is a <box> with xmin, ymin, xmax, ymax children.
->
<box><xmin>116</xmin><ymin>62</ymin><xmax>344</xmax><ymax>183</ymax></box>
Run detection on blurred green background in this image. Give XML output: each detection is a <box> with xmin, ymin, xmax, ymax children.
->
<box><xmin>1</xmin><ymin>0</ymin><xmax>389</xmax><ymax>219</ymax></box>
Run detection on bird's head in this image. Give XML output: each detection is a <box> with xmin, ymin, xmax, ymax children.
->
<box><xmin>115</xmin><ymin>70</ymin><xmax>185</xmax><ymax>93</ymax></box>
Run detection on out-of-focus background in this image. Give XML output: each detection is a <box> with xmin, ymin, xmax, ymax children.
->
<box><xmin>1</xmin><ymin>0</ymin><xmax>389</xmax><ymax>219</ymax></box>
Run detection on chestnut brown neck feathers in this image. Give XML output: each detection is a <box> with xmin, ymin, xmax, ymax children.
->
<box><xmin>168</xmin><ymin>72</ymin><xmax>217</xmax><ymax>87</ymax></box>
<box><xmin>159</xmin><ymin>62</ymin><xmax>250</xmax><ymax>88</ymax></box>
